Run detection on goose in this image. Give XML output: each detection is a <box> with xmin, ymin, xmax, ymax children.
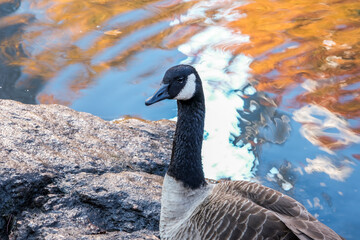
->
<box><xmin>145</xmin><ymin>64</ymin><xmax>344</xmax><ymax>240</ymax></box>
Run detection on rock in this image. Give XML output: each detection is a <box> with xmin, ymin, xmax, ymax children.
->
<box><xmin>0</xmin><ymin>99</ymin><xmax>175</xmax><ymax>239</ymax></box>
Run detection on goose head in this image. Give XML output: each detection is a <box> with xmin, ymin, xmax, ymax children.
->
<box><xmin>145</xmin><ymin>64</ymin><xmax>202</xmax><ymax>105</ymax></box>
<box><xmin>145</xmin><ymin>64</ymin><xmax>206</xmax><ymax>190</ymax></box>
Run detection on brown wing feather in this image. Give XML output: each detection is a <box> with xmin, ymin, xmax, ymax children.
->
<box><xmin>189</xmin><ymin>192</ymin><xmax>298</xmax><ymax>239</ymax></box>
<box><xmin>226</xmin><ymin>181</ymin><xmax>344</xmax><ymax>240</ymax></box>
<box><xmin>188</xmin><ymin>181</ymin><xmax>344</xmax><ymax>240</ymax></box>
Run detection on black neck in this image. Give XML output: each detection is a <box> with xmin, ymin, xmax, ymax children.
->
<box><xmin>167</xmin><ymin>90</ymin><xmax>206</xmax><ymax>189</ymax></box>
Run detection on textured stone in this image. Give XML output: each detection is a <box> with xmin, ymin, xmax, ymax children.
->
<box><xmin>0</xmin><ymin>99</ymin><xmax>175</xmax><ymax>239</ymax></box>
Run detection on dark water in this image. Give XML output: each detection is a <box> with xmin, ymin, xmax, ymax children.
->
<box><xmin>1</xmin><ymin>0</ymin><xmax>359</xmax><ymax>238</ymax></box>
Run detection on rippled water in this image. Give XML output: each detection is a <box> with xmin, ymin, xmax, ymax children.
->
<box><xmin>1</xmin><ymin>0</ymin><xmax>359</xmax><ymax>238</ymax></box>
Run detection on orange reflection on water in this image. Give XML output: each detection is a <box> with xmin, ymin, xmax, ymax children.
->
<box><xmin>229</xmin><ymin>0</ymin><xmax>360</xmax><ymax>151</ymax></box>
<box><xmin>3</xmin><ymin>0</ymin><xmax>360</xmax><ymax>153</ymax></box>
<box><xmin>8</xmin><ymin>0</ymin><xmax>198</xmax><ymax>104</ymax></box>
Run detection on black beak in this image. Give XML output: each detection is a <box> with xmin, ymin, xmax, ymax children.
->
<box><xmin>145</xmin><ymin>84</ymin><xmax>170</xmax><ymax>106</ymax></box>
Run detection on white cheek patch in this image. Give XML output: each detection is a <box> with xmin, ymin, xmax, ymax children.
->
<box><xmin>175</xmin><ymin>73</ymin><xmax>196</xmax><ymax>100</ymax></box>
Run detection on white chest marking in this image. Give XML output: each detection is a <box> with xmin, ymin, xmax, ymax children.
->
<box><xmin>175</xmin><ymin>73</ymin><xmax>196</xmax><ymax>100</ymax></box>
<box><xmin>160</xmin><ymin>174</ymin><xmax>214</xmax><ymax>239</ymax></box>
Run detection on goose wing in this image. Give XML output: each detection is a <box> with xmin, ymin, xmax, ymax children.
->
<box><xmin>188</xmin><ymin>181</ymin><xmax>343</xmax><ymax>240</ymax></box>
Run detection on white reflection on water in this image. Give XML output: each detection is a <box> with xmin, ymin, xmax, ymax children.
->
<box><xmin>266</xmin><ymin>167</ymin><xmax>293</xmax><ymax>191</ymax></box>
<box><xmin>170</xmin><ymin>0</ymin><xmax>245</xmax><ymax>26</ymax></box>
<box><xmin>171</xmin><ymin>0</ymin><xmax>257</xmax><ymax>180</ymax></box>
<box><xmin>293</xmin><ymin>104</ymin><xmax>360</xmax><ymax>154</ymax></box>
<box><xmin>304</xmin><ymin>156</ymin><xmax>354</xmax><ymax>182</ymax></box>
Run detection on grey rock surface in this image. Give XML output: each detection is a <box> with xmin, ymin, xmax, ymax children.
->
<box><xmin>0</xmin><ymin>99</ymin><xmax>175</xmax><ymax>239</ymax></box>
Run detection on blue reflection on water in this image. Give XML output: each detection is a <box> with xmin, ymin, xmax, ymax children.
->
<box><xmin>92</xmin><ymin>21</ymin><xmax>170</xmax><ymax>65</ymax></box>
<box><xmin>71</xmin><ymin>48</ymin><xmax>185</xmax><ymax>120</ymax></box>
<box><xmin>106</xmin><ymin>9</ymin><xmax>151</xmax><ymax>27</ymax></box>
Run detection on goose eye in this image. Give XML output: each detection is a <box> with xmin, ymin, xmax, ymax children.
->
<box><xmin>176</xmin><ymin>77</ymin><xmax>185</xmax><ymax>83</ymax></box>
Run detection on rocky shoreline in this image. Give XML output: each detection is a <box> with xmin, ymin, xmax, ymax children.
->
<box><xmin>0</xmin><ymin>100</ymin><xmax>175</xmax><ymax>239</ymax></box>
